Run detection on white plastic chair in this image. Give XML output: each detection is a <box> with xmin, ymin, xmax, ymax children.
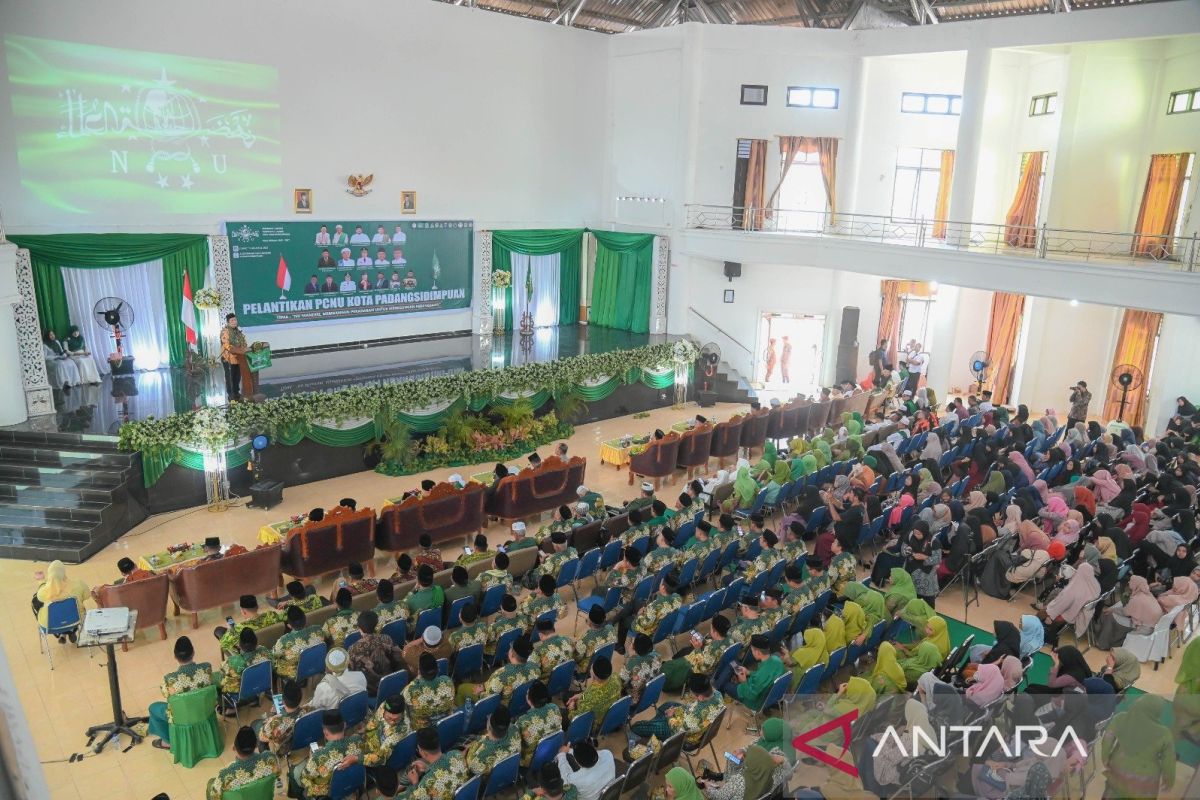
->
<box><xmin>1122</xmin><ymin>609</ymin><xmax>1177</xmax><ymax>668</ymax></box>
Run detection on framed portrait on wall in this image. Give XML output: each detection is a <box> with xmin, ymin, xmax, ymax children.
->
<box><xmin>400</xmin><ymin>191</ymin><xmax>417</xmax><ymax>214</ymax></box>
<box><xmin>293</xmin><ymin>188</ymin><xmax>312</xmax><ymax>213</ymax></box>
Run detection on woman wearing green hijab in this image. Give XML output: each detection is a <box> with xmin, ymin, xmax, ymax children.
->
<box><xmin>916</xmin><ymin>468</ymin><xmax>934</xmax><ymax>494</ymax></box>
<box><xmin>791</xmin><ymin>452</ymin><xmax>818</xmax><ymax>481</ymax></box>
<box><xmin>1173</xmin><ymin>637</ymin><xmax>1200</xmax><ymax>742</ymax></box>
<box><xmin>821</xmin><ymin>427</ymin><xmax>836</xmax><ymax>443</ymax></box>
<box><xmin>762</xmin><ymin>440</ymin><xmax>778</xmax><ymax>468</ymax></box>
<box><xmin>884</xmin><ymin>568</ymin><xmax>917</xmax><ymax>615</ymax></box>
<box><xmin>846</xmin><ymin>418</ymin><xmax>863</xmax><ymax>436</ymax></box>
<box><xmin>846</xmin><ymin>435</ymin><xmax>865</xmax><ymax>459</ymax></box>
<box><xmin>755</xmin><ymin>718</ymin><xmax>797</xmax><ymax>765</ymax></box>
<box><xmin>794</xmin><ymin>677</ymin><xmax>877</xmax><ymax>749</ymax></box>
<box><xmin>841</xmin><ymin>582</ymin><xmax>887</xmax><ymax>630</ymax></box>
<box><xmin>899</xmin><ymin>639</ymin><xmax>943</xmax><ymax>687</ymax></box>
<box><xmin>899</xmin><ymin>598</ymin><xmax>937</xmax><ymax>630</ymax></box>
<box><xmin>1102</xmin><ymin>695</ymin><xmax>1176</xmax><ymax>798</ymax></box>
<box><xmin>787</xmin><ymin>627</ymin><xmax>828</xmax><ymax>690</ymax></box>
<box><xmin>822</xmin><ymin>613</ymin><xmax>846</xmax><ymax>656</ymax></box>
<box><xmin>666</xmin><ymin>767</ymin><xmax>705</xmax><ymax>800</ymax></box>
<box><xmin>870</xmin><ymin>641</ymin><xmax>908</xmax><ymax>695</ymax></box>
<box><xmin>727</xmin><ymin>466</ymin><xmax>759</xmax><ymax>512</ymax></box>
<box><xmin>814</xmin><ymin>439</ymin><xmax>832</xmax><ymax>466</ymax></box>
<box><xmin>980</xmin><ymin>470</ymin><xmax>1007</xmax><ymax>496</ymax></box>
<box><xmin>700</xmin><ymin>745</ymin><xmax>790</xmax><ymax>800</ymax></box>
<box><xmin>842</xmin><ymin>601</ymin><xmax>867</xmax><ymax>646</ymax></box>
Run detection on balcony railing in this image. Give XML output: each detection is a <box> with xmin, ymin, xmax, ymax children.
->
<box><xmin>684</xmin><ymin>205</ymin><xmax>1200</xmax><ymax>273</ymax></box>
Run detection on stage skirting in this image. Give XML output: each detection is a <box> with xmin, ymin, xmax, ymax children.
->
<box><xmin>141</xmin><ymin>368</ymin><xmax>690</xmax><ymax>514</ymax></box>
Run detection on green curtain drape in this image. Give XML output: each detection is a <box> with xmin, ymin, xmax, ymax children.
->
<box><xmin>589</xmin><ymin>231</ymin><xmax>654</xmax><ymax>334</ymax></box>
<box><xmin>8</xmin><ymin>233</ymin><xmax>210</xmax><ymax>368</ymax></box>
<box><xmin>490</xmin><ymin>229</ymin><xmax>585</xmax><ymax>330</ymax></box>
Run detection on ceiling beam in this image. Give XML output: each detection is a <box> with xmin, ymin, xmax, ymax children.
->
<box><xmin>841</xmin><ymin>0</ymin><xmax>867</xmax><ymax>29</ymax></box>
<box><xmin>482</xmin><ymin>0</ymin><xmax>646</xmax><ymax>27</ymax></box>
<box><xmin>649</xmin><ymin>0</ymin><xmax>684</xmax><ymax>27</ymax></box>
<box><xmin>916</xmin><ymin>0</ymin><xmax>938</xmax><ymax>23</ymax></box>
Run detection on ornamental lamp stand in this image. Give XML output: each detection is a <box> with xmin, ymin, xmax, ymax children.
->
<box><xmin>203</xmin><ymin>447</ymin><xmax>231</xmax><ymax>512</ymax></box>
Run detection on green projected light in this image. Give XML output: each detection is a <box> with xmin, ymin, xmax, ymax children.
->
<box><xmin>4</xmin><ymin>35</ymin><xmax>281</xmax><ymax>214</ymax></box>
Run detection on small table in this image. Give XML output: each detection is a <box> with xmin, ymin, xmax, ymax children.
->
<box><xmin>258</xmin><ymin>515</ymin><xmax>308</xmax><ymax>546</ymax></box>
<box><xmin>599</xmin><ymin>439</ymin><xmax>633</xmax><ymax>468</ymax></box>
<box><xmin>137</xmin><ymin>544</ymin><xmax>206</xmax><ymax>572</ymax></box>
<box><xmin>469</xmin><ymin>471</ymin><xmax>495</xmax><ymax>486</ymax></box>
<box><xmin>79</xmin><ymin>609</ymin><xmax>144</xmax><ymax>753</ymax></box>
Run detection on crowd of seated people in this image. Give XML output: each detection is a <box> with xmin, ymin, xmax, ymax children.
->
<box><xmin>42</xmin><ymin>399</ymin><xmax>1200</xmax><ymax>799</ymax></box>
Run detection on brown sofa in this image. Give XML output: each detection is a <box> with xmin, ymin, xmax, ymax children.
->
<box><xmin>675</xmin><ymin>424</ymin><xmax>714</xmax><ymax>479</ymax></box>
<box><xmin>708</xmin><ymin>416</ymin><xmax>744</xmax><ymax>469</ymax></box>
<box><xmin>485</xmin><ymin>456</ymin><xmax>587</xmax><ymax>524</ymax></box>
<box><xmin>628</xmin><ymin>434</ymin><xmax>680</xmax><ymax>488</ymax></box>
<box><xmin>169</xmin><ymin>545</ymin><xmax>282</xmax><ymax>628</ymax></box>
<box><xmin>739</xmin><ymin>408</ymin><xmax>769</xmax><ymax>454</ymax></box>
<box><xmin>790</xmin><ymin>403</ymin><xmax>812</xmax><ymax>440</ymax></box>
<box><xmin>377</xmin><ymin>482</ymin><xmax>487</xmax><ymax>552</ymax></box>
<box><xmin>807</xmin><ymin>401</ymin><xmax>831</xmax><ymax>435</ymax></box>
<box><xmin>280</xmin><ymin>506</ymin><xmax>377</xmax><ymax>579</ymax></box>
<box><xmin>765</xmin><ymin>405</ymin><xmax>787</xmax><ymax>443</ymax></box>
<box><xmin>95</xmin><ymin>573</ymin><xmax>169</xmax><ymax>649</ymax></box>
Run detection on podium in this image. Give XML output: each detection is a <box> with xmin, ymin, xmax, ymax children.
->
<box><xmin>237</xmin><ymin>345</ymin><xmax>271</xmax><ymax>401</ymax></box>
<box><xmin>78</xmin><ymin>609</ymin><xmax>146</xmax><ymax>753</ymax></box>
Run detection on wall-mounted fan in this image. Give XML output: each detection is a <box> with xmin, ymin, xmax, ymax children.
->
<box><xmin>968</xmin><ymin>350</ymin><xmax>991</xmax><ymax>395</ymax></box>
<box><xmin>1110</xmin><ymin>363</ymin><xmax>1145</xmax><ymax>422</ymax></box>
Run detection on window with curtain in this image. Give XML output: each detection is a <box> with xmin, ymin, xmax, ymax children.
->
<box><xmin>731</xmin><ymin>138</ymin><xmax>768</xmax><ymax>231</ymax></box>
<box><xmin>1133</xmin><ymin>153</ymin><xmax>1192</xmax><ymax>259</ymax></box>
<box><xmin>899</xmin><ymin>295</ymin><xmax>935</xmax><ymax>356</ymax></box>
<box><xmin>1004</xmin><ymin>152</ymin><xmax>1044</xmax><ymax>248</ymax></box>
<box><xmin>776</xmin><ymin>150</ymin><xmax>827</xmax><ymax>231</ymax></box>
<box><xmin>765</xmin><ymin>136</ymin><xmax>838</xmax><ymax>229</ymax></box>
<box><xmin>1020</xmin><ymin>152</ymin><xmax>1048</xmax><ymax>227</ymax></box>
<box><xmin>1102</xmin><ymin>309</ymin><xmax>1162</xmax><ymax>428</ymax></box>
<box><xmin>985</xmin><ymin>292</ymin><xmax>1025</xmax><ymax>405</ymax></box>
<box><xmin>891</xmin><ymin>147</ymin><xmax>951</xmax><ymax>224</ymax></box>
<box><xmin>877</xmin><ymin>280</ymin><xmax>931</xmax><ymax>367</ymax></box>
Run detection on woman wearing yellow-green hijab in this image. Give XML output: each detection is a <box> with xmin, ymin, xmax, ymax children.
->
<box><xmin>883</xmin><ymin>568</ymin><xmax>917</xmax><ymax>615</ymax></box>
<box><xmin>788</xmin><ymin>627</ymin><xmax>828</xmax><ymax>690</ymax></box>
<box><xmin>899</xmin><ymin>640</ymin><xmax>943</xmax><ymax>687</ymax></box>
<box><xmin>795</xmin><ymin>676</ymin><xmax>877</xmax><ymax>748</ymax></box>
<box><xmin>727</xmin><ymin>465</ymin><xmax>759</xmax><ymax>511</ymax></box>
<box><xmin>922</xmin><ymin>616</ymin><xmax>951</xmax><ymax>659</ymax></box>
<box><xmin>870</xmin><ymin>642</ymin><xmax>908</xmax><ymax>695</ymax></box>
<box><xmin>1173</xmin><ymin>637</ymin><xmax>1200</xmax><ymax>742</ymax></box>
<box><xmin>842</xmin><ymin>601</ymin><xmax>867</xmax><ymax>647</ymax></box>
<box><xmin>665</xmin><ymin>768</ymin><xmax>705</xmax><ymax>800</ymax></box>
<box><xmin>788</xmin><ymin>436</ymin><xmax>809</xmax><ymax>455</ymax></box>
<box><xmin>842</xmin><ymin>581</ymin><xmax>887</xmax><ymax>630</ymax></box>
<box><xmin>791</xmin><ymin>453</ymin><xmax>818</xmax><ymax>481</ymax></box>
<box><xmin>823</xmin><ymin>613</ymin><xmax>847</xmax><ymax>656</ymax></box>
<box><xmin>900</xmin><ymin>598</ymin><xmax>937</xmax><ymax>630</ymax></box>
<box><xmin>814</xmin><ymin>438</ymin><xmax>833</xmax><ymax>465</ymax></box>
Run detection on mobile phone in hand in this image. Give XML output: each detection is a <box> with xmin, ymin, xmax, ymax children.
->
<box><xmin>272</xmin><ymin>693</ymin><xmax>284</xmax><ymax>714</ymax></box>
<box><xmin>309</xmin><ymin>742</ymin><xmax>319</xmax><ymax>753</ymax></box>
<box><xmin>226</xmin><ymin>616</ymin><xmax>235</xmax><ymax>628</ymax></box>
<box><xmin>724</xmin><ymin>751</ymin><xmax>742</xmax><ymax>766</ymax></box>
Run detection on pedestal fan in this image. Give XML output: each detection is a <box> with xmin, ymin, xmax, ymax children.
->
<box><xmin>968</xmin><ymin>350</ymin><xmax>991</xmax><ymax>396</ymax></box>
<box><xmin>1110</xmin><ymin>363</ymin><xmax>1145</xmax><ymax>423</ymax></box>
<box><xmin>93</xmin><ymin>297</ymin><xmax>136</xmax><ymax>375</ymax></box>
<box><xmin>697</xmin><ymin>342</ymin><xmax>721</xmax><ymax>408</ymax></box>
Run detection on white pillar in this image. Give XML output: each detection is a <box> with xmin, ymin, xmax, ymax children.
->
<box><xmin>0</xmin><ymin>244</ymin><xmax>32</xmax><ymax>425</ymax></box>
<box><xmin>948</xmin><ymin>47</ymin><xmax>993</xmax><ymax>225</ymax></box>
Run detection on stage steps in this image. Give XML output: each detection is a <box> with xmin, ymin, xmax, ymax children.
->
<box><xmin>704</xmin><ymin>361</ymin><xmax>760</xmax><ymax>408</ymax></box>
<box><xmin>0</xmin><ymin>430</ymin><xmax>147</xmax><ymax>563</ymax></box>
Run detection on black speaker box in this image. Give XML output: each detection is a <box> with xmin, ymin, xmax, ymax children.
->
<box><xmin>248</xmin><ymin>479</ymin><xmax>284</xmax><ymax>510</ymax></box>
<box><xmin>839</xmin><ymin>306</ymin><xmax>860</xmax><ymax>342</ymax></box>
<box><xmin>835</xmin><ymin>344</ymin><xmax>859</xmax><ymax>384</ymax></box>
<box><xmin>723</xmin><ymin>261</ymin><xmax>742</xmax><ymax>280</ymax></box>
<box><xmin>697</xmin><ymin>390</ymin><xmax>718</xmax><ymax>408</ymax></box>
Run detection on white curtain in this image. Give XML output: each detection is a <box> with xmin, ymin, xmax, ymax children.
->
<box><xmin>508</xmin><ymin>326</ymin><xmax>561</xmax><ymax>366</ymax></box>
<box><xmin>62</xmin><ymin>260</ymin><xmax>171</xmax><ymax>374</ymax></box>
<box><xmin>509</xmin><ymin>253</ymin><xmax>561</xmax><ymax>329</ymax></box>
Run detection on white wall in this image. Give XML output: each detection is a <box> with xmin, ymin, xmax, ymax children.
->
<box><xmin>1145</xmin><ymin>312</ymin><xmax>1200</xmax><ymax>435</ymax></box>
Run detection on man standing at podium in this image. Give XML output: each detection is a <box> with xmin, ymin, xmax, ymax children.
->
<box><xmin>221</xmin><ymin>313</ymin><xmax>248</xmax><ymax>402</ymax></box>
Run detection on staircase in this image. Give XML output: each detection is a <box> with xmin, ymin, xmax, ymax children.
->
<box><xmin>699</xmin><ymin>360</ymin><xmax>760</xmax><ymax>408</ymax></box>
<box><xmin>0</xmin><ymin>429</ymin><xmax>148</xmax><ymax>563</ymax></box>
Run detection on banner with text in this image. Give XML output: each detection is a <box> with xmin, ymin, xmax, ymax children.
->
<box><xmin>225</xmin><ymin>219</ymin><xmax>473</xmax><ymax>327</ymax></box>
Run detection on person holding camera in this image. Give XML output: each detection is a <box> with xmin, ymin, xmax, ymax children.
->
<box><xmin>1067</xmin><ymin>381</ymin><xmax>1092</xmax><ymax>430</ymax></box>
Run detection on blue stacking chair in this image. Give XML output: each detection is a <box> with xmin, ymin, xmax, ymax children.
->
<box><xmin>766</xmin><ymin>558</ymin><xmax>786</xmax><ymax>587</ymax></box>
<box><xmin>492</xmin><ymin>628</ymin><xmax>521</xmax><ymax>668</ymax></box>
<box><xmin>381</xmin><ymin>620</ymin><xmax>407</xmax><ymax>646</ymax></box>
<box><xmin>632</xmin><ymin>674</ymin><xmax>665</xmax><ymax>716</ymax></box>
<box><xmin>466</xmin><ymin>693</ymin><xmax>501</xmax><ymax>736</ymax></box>
<box><xmin>796</xmin><ymin>663</ymin><xmax>824</xmax><ymax>695</ymax></box>
<box><xmin>329</xmin><ymin>764</ymin><xmax>365</xmax><ymax>800</ymax></box>
<box><xmin>296</xmin><ymin>642</ymin><xmax>328</xmax><ymax>684</ymax></box>
<box><xmin>222</xmin><ymin>659</ymin><xmax>273</xmax><ymax>722</ymax></box>
<box><xmin>588</xmin><ymin>644</ymin><xmax>615</xmax><ymax>678</ymax></box>
<box><xmin>479</xmin><ymin>585</ymin><xmax>506</xmax><ymax>618</ymax></box>
<box><xmin>597</xmin><ymin>696</ymin><xmax>631</xmax><ymax>736</ymax></box>
<box><xmin>768</xmin><ymin>614</ymin><xmax>793</xmax><ymax>649</ymax></box>
<box><xmin>822</xmin><ymin>647</ymin><xmax>846</xmax><ymax>684</ymax></box>
<box><xmin>599</xmin><ymin>540</ymin><xmax>624</xmax><ymax>572</ymax></box>
<box><xmin>676</xmin><ymin>557</ymin><xmax>699</xmax><ymax>589</ymax></box>
<box><xmin>437</xmin><ymin>710</ymin><xmax>465</xmax><ymax>752</ymax></box>
<box><xmin>714</xmin><ymin>643</ymin><xmax>741</xmax><ymax>679</ymax></box>
<box><xmin>342</xmin><ymin>631</ymin><xmax>362</xmax><ymax>651</ymax></box>
<box><xmin>534</xmin><ymin>610</ymin><xmax>558</xmax><ymax>633</ymax></box>
<box><xmin>741</xmin><ymin>539</ymin><xmax>763</xmax><ymax>563</ymax></box>
<box><xmin>556</xmin><ymin>558</ymin><xmax>580</xmax><ymax>595</ymax></box>
<box><xmin>370</xmin><ymin>669</ymin><xmax>409</xmax><ymax>709</ymax></box>
<box><xmin>805</xmin><ymin>506</ymin><xmax>829</xmax><ymax>534</ymax></box>
<box><xmin>437</xmin><ymin>658</ymin><xmax>450</xmax><ymax>677</ymax></box>
<box><xmin>750</xmin><ymin>673</ymin><xmax>793</xmax><ymax>728</ymax></box>
<box><xmin>530</xmin><ymin>731</ymin><xmax>564</xmax><ymax>776</ymax></box>
<box><xmin>865</xmin><ymin>620</ymin><xmax>886</xmax><ymax>652</ymax></box>
<box><xmin>702</xmin><ymin>589</ymin><xmax>726</xmax><ymax>620</ymax></box>
<box><xmin>454</xmin><ymin>644</ymin><xmax>485</xmax><ymax>682</ymax></box>
<box><xmin>674</xmin><ymin>521</ymin><xmax>696</xmax><ymax>547</ymax></box>
<box><xmin>631</xmin><ymin>575</ymin><xmax>656</xmax><ymax>607</ymax></box>
<box><xmin>290</xmin><ymin>709</ymin><xmax>324</xmax><ymax>752</ymax></box>
<box><xmin>387</xmin><ymin>730</ymin><xmax>418</xmax><ymax>770</ymax></box>
<box><xmin>339</xmin><ymin>690</ymin><xmax>369</xmax><ymax>729</ymax></box>
<box><xmin>734</xmin><ymin>489</ymin><xmax>769</xmax><ymax>521</ymax></box>
<box><xmin>508</xmin><ymin>681</ymin><xmax>533</xmax><ymax>717</ymax></box>
<box><xmin>574</xmin><ymin>549</ymin><xmax>602</xmax><ymax>595</ymax></box>
<box><xmin>482</xmin><ymin>753</ymin><xmax>520</xmax><ymax>799</ymax></box>
<box><xmin>790</xmin><ymin>602</ymin><xmax>817</xmax><ymax>636</ymax></box>
<box><xmin>455</xmin><ymin>775</ymin><xmax>482</xmax><ymax>800</ymax></box>
<box><xmin>744</xmin><ymin>571</ymin><xmax>769</xmax><ymax>600</ymax></box>
<box><xmin>679</xmin><ymin>600</ymin><xmax>706</xmax><ymax>634</ymax></box>
<box><xmin>651</xmin><ymin>610</ymin><xmax>680</xmax><ymax>648</ymax></box>
<box><xmin>413</xmin><ymin>608</ymin><xmax>441</xmax><ymax>641</ymax></box>
<box><xmin>723</xmin><ymin>578</ymin><xmax>746</xmax><ymax>610</ymax></box>
<box><xmin>565</xmin><ymin>711</ymin><xmax>594</xmax><ymax>745</ymax></box>
<box><xmin>446</xmin><ymin>596</ymin><xmax>473</xmax><ymax>630</ymax></box>
<box><xmin>630</xmin><ymin>536</ymin><xmax>651</xmax><ymax>556</ymax></box>
<box><xmin>576</xmin><ymin>587</ymin><xmax>621</xmax><ymax>623</ymax></box>
<box><xmin>814</xmin><ymin>589</ymin><xmax>833</xmax><ymax>614</ymax></box>
<box><xmin>547</xmin><ymin>660</ymin><xmax>576</xmax><ymax>701</ymax></box>
<box><xmin>696</xmin><ymin>548</ymin><xmax>722</xmax><ymax>584</ymax></box>
<box><xmin>38</xmin><ymin>599</ymin><xmax>82</xmax><ymax>669</ymax></box>
<box><xmin>717</xmin><ymin>541</ymin><xmax>740</xmax><ymax>571</ymax></box>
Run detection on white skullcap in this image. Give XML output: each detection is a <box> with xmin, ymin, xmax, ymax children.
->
<box><xmin>576</xmin><ymin>502</ymin><xmax>591</xmax><ymax>514</ymax></box>
<box><xmin>512</xmin><ymin>521</ymin><xmax>526</xmax><ymax>532</ymax></box>
<box><xmin>576</xmin><ymin>485</ymin><xmax>588</xmax><ymax>497</ymax></box>
<box><xmin>641</xmin><ymin>482</ymin><xmax>654</xmax><ymax>493</ymax></box>
<box><xmin>325</xmin><ymin>647</ymin><xmax>348</xmax><ymax>674</ymax></box>
<box><xmin>448</xmin><ymin>474</ymin><xmax>463</xmax><ymax>485</ymax></box>
<box><xmin>423</xmin><ymin>626</ymin><xmax>443</xmax><ymax>646</ymax></box>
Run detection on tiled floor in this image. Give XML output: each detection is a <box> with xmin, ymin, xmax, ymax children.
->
<box><xmin>2</xmin><ymin>401</ymin><xmax>1190</xmax><ymax>799</ymax></box>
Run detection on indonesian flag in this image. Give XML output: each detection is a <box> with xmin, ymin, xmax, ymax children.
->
<box><xmin>181</xmin><ymin>271</ymin><xmax>197</xmax><ymax>346</ymax></box>
<box><xmin>276</xmin><ymin>254</ymin><xmax>291</xmax><ymax>298</ymax></box>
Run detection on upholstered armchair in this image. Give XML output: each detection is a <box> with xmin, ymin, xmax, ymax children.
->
<box><xmin>627</xmin><ymin>433</ymin><xmax>680</xmax><ymax>488</ymax></box>
<box><xmin>675</xmin><ymin>424</ymin><xmax>714</xmax><ymax>479</ymax></box>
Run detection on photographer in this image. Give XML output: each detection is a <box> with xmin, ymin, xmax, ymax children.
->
<box><xmin>1066</xmin><ymin>381</ymin><xmax>1092</xmax><ymax>431</ymax></box>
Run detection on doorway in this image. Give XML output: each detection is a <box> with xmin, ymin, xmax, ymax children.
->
<box><xmin>755</xmin><ymin>312</ymin><xmax>826</xmax><ymax>396</ymax></box>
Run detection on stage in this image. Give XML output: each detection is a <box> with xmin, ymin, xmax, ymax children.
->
<box><xmin>22</xmin><ymin>325</ymin><xmax>668</xmax><ymax>436</ymax></box>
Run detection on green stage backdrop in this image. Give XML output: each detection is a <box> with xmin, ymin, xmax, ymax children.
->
<box><xmin>225</xmin><ymin>219</ymin><xmax>473</xmax><ymax>327</ymax></box>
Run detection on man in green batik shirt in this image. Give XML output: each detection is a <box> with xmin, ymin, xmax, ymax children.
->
<box><xmin>149</xmin><ymin>636</ymin><xmax>212</xmax><ymax>748</ymax></box>
<box><xmin>630</xmin><ymin>574</ymin><xmax>683</xmax><ymax>638</ymax></box>
<box><xmin>573</xmin><ymin>606</ymin><xmax>617</xmax><ymax>671</ymax></box>
<box><xmin>521</xmin><ymin>575</ymin><xmax>566</xmax><ymax>621</ymax></box>
<box><xmin>779</xmin><ymin>564</ymin><xmax>814</xmax><ymax>616</ymax></box>
<box><xmin>271</xmin><ymin>580</ymin><xmax>327</xmax><ymax>614</ymax></box>
<box><xmin>516</xmin><ymin>681</ymin><xmax>563</xmax><ymax>766</ymax></box>
<box><xmin>524</xmin><ymin>532</ymin><xmax>578</xmax><ymax>589</ymax></box>
<box><xmin>620</xmin><ymin>633</ymin><xmax>663</xmax><ymax>700</ymax></box>
<box><xmin>667</xmin><ymin>493</ymin><xmax>695</xmax><ymax>533</ymax></box>
<box><xmin>520</xmin><ymin>764</ymin><xmax>578</xmax><ymax>800</ymax></box>
<box><xmin>290</xmin><ymin>710</ymin><xmax>362</xmax><ymax>800</ymax></box>
<box><xmin>630</xmin><ymin>673</ymin><xmax>725</xmax><ymax>746</ymax></box>
<box><xmin>535</xmin><ymin>505</ymin><xmax>578</xmax><ymax>543</ymax></box>
<box><xmin>641</xmin><ymin>529</ymin><xmax>683</xmax><ymax>576</ymax></box>
<box><xmin>626</xmin><ymin>482</ymin><xmax>656</xmax><ymax>513</ymax></box>
<box><xmin>685</xmin><ymin>520</ymin><xmax>719</xmax><ymax>560</ymax></box>
<box><xmin>575</xmin><ymin>484</ymin><xmax>605</xmax><ymax>516</ymax></box>
<box><xmin>618</xmin><ymin>508</ymin><xmax>650</xmax><ymax>547</ymax></box>
<box><xmin>273</xmin><ymin>606</ymin><xmax>325</xmax><ymax>683</ymax></box>
<box><xmin>216</xmin><ymin>594</ymin><xmax>284</xmax><ymax>656</ymax></box>
<box><xmin>216</xmin><ymin>627</ymin><xmax>271</xmax><ymax>697</ymax></box>
<box><xmin>505</xmin><ymin>521</ymin><xmax>538</xmax><ymax>552</ymax></box>
<box><xmin>372</xmin><ymin>580</ymin><xmax>406</xmax><ymax>628</ymax></box>
<box><xmin>780</xmin><ymin>521</ymin><xmax>809</xmax><ymax>566</ymax></box>
<box><xmin>448</xmin><ymin>603</ymin><xmax>489</xmax><ymax>650</ymax></box>
<box><xmin>403</xmin><ymin>654</ymin><xmax>455</xmax><ymax>730</ymax></box>
<box><xmin>566</xmin><ymin>657</ymin><xmax>621</xmax><ymax>734</ymax></box>
<box><xmin>739</xmin><ymin>529</ymin><xmax>781</xmax><ymax>582</ymax></box>
<box><xmin>405</xmin><ymin>566</ymin><xmax>446</xmax><ymax>624</ymax></box>
<box><xmin>486</xmin><ymin>595</ymin><xmax>532</xmax><ymax>659</ymax></box>
<box><xmin>726</xmin><ymin>595</ymin><xmax>771</xmax><ymax>647</ymax></box>
<box><xmin>802</xmin><ymin>557</ymin><xmax>830</xmax><ymax>597</ymax></box>
<box><xmin>828</xmin><ymin>546</ymin><xmax>857</xmax><ymax>596</ymax></box>
<box><xmin>456</xmin><ymin>534</ymin><xmax>497</xmax><ymax>568</ymax></box>
<box><xmin>361</xmin><ymin>695</ymin><xmax>412</xmax><ymax>768</ymax></box>
<box><xmin>458</xmin><ymin>635</ymin><xmax>539</xmax><ymax>706</ymax></box>
<box><xmin>257</xmin><ymin>680</ymin><xmax>311</xmax><ymax>756</ymax></box>
<box><xmin>465</xmin><ymin>707</ymin><xmax>520</xmax><ymax>777</ymax></box>
<box><xmin>682</xmin><ymin>615</ymin><xmax>733</xmax><ymax>677</ymax></box>
<box><xmin>322</xmin><ymin>588</ymin><xmax>359</xmax><ymax>648</ymax></box>
<box><xmin>478</xmin><ymin>552</ymin><xmax>515</xmax><ymax>593</ymax></box>
<box><xmin>395</xmin><ymin>726</ymin><xmax>471</xmax><ymax>800</ymax></box>
<box><xmin>529</xmin><ymin>619</ymin><xmax>575</xmax><ymax>682</ymax></box>
<box><xmin>643</xmin><ymin>499</ymin><xmax>671</xmax><ymax>529</ymax></box>
<box><xmin>207</xmin><ymin>725</ymin><xmax>279</xmax><ymax>800</ymax></box>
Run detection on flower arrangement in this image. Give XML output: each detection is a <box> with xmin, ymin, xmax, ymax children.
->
<box><xmin>491</xmin><ymin>270</ymin><xmax>512</xmax><ymax>289</ymax></box>
<box><xmin>119</xmin><ymin>341</ymin><xmax>690</xmax><ymax>454</ymax></box>
<box><xmin>194</xmin><ymin>287</ymin><xmax>223</xmax><ymax>310</ymax></box>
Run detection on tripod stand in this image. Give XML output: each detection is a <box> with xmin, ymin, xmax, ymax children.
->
<box><xmin>78</xmin><ymin>610</ymin><xmax>146</xmax><ymax>753</ymax></box>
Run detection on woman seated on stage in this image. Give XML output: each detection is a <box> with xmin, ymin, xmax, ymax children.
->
<box><xmin>65</xmin><ymin>325</ymin><xmax>101</xmax><ymax>385</ymax></box>
<box><xmin>43</xmin><ymin>330</ymin><xmax>81</xmax><ymax>390</ymax></box>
